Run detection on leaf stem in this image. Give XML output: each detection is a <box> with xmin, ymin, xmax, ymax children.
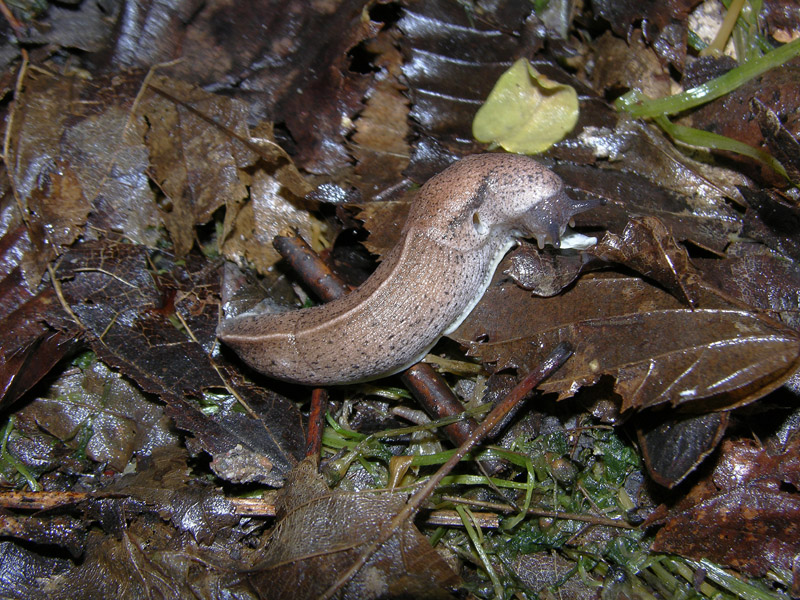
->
<box><xmin>700</xmin><ymin>0</ymin><xmax>746</xmax><ymax>57</ymax></box>
<box><xmin>616</xmin><ymin>37</ymin><xmax>800</xmax><ymax>118</ymax></box>
<box><xmin>653</xmin><ymin>115</ymin><xmax>790</xmax><ymax>181</ymax></box>
<box><xmin>456</xmin><ymin>504</ymin><xmax>504</xmax><ymax>598</ymax></box>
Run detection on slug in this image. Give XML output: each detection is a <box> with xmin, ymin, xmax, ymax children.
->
<box><xmin>217</xmin><ymin>153</ymin><xmax>597</xmax><ymax>385</ymax></box>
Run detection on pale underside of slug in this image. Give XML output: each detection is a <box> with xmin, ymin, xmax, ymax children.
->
<box><xmin>217</xmin><ymin>154</ymin><xmax>598</xmax><ymax>385</ymax></box>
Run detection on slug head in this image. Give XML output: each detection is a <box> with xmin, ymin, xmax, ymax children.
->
<box><xmin>407</xmin><ymin>154</ymin><xmax>599</xmax><ymax>249</ymax></box>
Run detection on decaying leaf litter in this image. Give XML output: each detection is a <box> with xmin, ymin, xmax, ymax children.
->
<box><xmin>0</xmin><ymin>0</ymin><xmax>799</xmax><ymax>598</ymax></box>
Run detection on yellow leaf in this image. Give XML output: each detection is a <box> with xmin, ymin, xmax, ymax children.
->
<box><xmin>472</xmin><ymin>59</ymin><xmax>579</xmax><ymax>154</ymax></box>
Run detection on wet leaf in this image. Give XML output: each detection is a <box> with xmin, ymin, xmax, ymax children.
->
<box><xmin>0</xmin><ymin>168</ymin><xmax>82</xmax><ymax>412</ymax></box>
<box><xmin>697</xmin><ymin>242</ymin><xmax>800</xmax><ymax>331</ymax></box>
<box><xmin>590</xmin><ymin>0</ymin><xmax>698</xmax><ymax>67</ymax></box>
<box><xmin>592</xmin><ymin>31</ymin><xmax>671</xmax><ymax>103</ymax></box>
<box><xmin>13</xmin><ymin>357</ymin><xmax>178</xmax><ymax>474</ymax></box>
<box><xmin>248</xmin><ymin>457</ymin><xmax>460</xmax><ymax>600</ymax></box>
<box><xmin>510</xmin><ymin>552</ymin><xmax>598</xmax><ymax>600</ymax></box>
<box><xmin>473</xmin><ymin>59</ymin><xmax>579</xmax><ymax>154</ymax></box>
<box><xmin>451</xmin><ymin>272</ymin><xmax>800</xmax><ymax>413</ymax></box>
<box><xmin>1</xmin><ymin>0</ymin><xmax>799</xmax><ymax>596</ymax></box>
<box><xmin>761</xmin><ymin>1</ymin><xmax>800</xmax><ymax>42</ymax></box>
<box><xmin>241</xmin><ymin>0</ymin><xmax>381</xmax><ymax>172</ymax></box>
<box><xmin>688</xmin><ymin>61</ymin><xmax>800</xmax><ymax>182</ymax></box>
<box><xmin>4</xmin><ymin>68</ymin><xmax>171</xmax><ymax>285</ymax></box>
<box><xmin>5</xmin><ymin>68</ymin><xmax>102</xmax><ymax>281</ymax></box>
<box><xmin>223</xmin><ymin>165</ymin><xmax>318</xmax><ymax>274</ymax></box>
<box><xmin>138</xmin><ymin>75</ymin><xmax>314</xmax><ymax>263</ymax></box>
<box><xmin>137</xmin><ymin>75</ymin><xmax>255</xmax><ymax>257</ymax></box>
<box><xmin>351</xmin><ymin>34</ymin><xmax>411</xmax><ymax>194</ymax></box>
<box><xmin>50</xmin><ymin>240</ymin><xmax>304</xmax><ymax>486</ymax></box>
<box><xmin>555</xmin><ymin>114</ymin><xmax>751</xmax><ymax>197</ymax></box>
<box><xmin>636</xmin><ymin>411</ymin><xmax>729</xmax><ymax>487</ymax></box>
<box><xmin>356</xmin><ymin>201</ymin><xmax>411</xmax><ymax>258</ymax></box>
<box><xmin>554</xmin><ymin>158</ymin><xmax>744</xmax><ymax>255</ymax></box>
<box><xmin>110</xmin><ymin>446</ymin><xmax>240</xmax><ymax>544</ymax></box>
<box><xmin>740</xmin><ymin>186</ymin><xmax>800</xmax><ymax>262</ymax></box>
<box><xmin>399</xmin><ymin>0</ymin><xmax>537</xmax><ymax>149</ymax></box>
<box><xmin>0</xmin><ymin>446</ymin><xmax>250</xmax><ymax>599</ymax></box>
<box><xmin>591</xmin><ymin>216</ymin><xmax>702</xmax><ymax>306</ymax></box>
<box><xmin>752</xmin><ymin>97</ymin><xmax>800</xmax><ymax>183</ymax></box>
<box><xmin>0</xmin><ymin>513</ymin><xmax>85</xmax><ymax>558</ymax></box>
<box><xmin>17</xmin><ymin>1</ymin><xmax>122</xmax><ymax>52</ymax></box>
<box><xmin>653</xmin><ymin>438</ymin><xmax>800</xmax><ymax>585</ymax></box>
<box><xmin>504</xmin><ymin>244</ymin><xmax>586</xmax><ymax>298</ymax></box>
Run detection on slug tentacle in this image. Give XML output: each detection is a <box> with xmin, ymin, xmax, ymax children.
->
<box><xmin>217</xmin><ymin>153</ymin><xmax>599</xmax><ymax>385</ymax></box>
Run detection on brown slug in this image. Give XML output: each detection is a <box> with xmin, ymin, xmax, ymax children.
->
<box><xmin>217</xmin><ymin>153</ymin><xmax>597</xmax><ymax>385</ymax></box>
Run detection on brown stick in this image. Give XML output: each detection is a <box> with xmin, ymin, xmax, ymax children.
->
<box><xmin>273</xmin><ymin>233</ymin><xmax>351</xmax><ymax>303</ymax></box>
<box><xmin>0</xmin><ymin>0</ymin><xmax>23</xmax><ymax>34</ymax></box>
<box><xmin>305</xmin><ymin>388</ymin><xmax>327</xmax><ymax>459</ymax></box>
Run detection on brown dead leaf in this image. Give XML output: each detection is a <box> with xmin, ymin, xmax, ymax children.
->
<box><xmin>688</xmin><ymin>62</ymin><xmax>800</xmax><ymax>183</ymax></box>
<box><xmin>0</xmin><ymin>446</ymin><xmax>250</xmax><ymax>599</ymax></box>
<box><xmin>5</xmin><ymin>66</ymin><xmax>165</xmax><ymax>285</ymax></box>
<box><xmin>752</xmin><ymin>97</ymin><xmax>800</xmax><ymax>183</ymax></box>
<box><xmin>451</xmin><ymin>271</ymin><xmax>800</xmax><ymax>413</ymax></box>
<box><xmin>351</xmin><ymin>31</ymin><xmax>411</xmax><ymax>194</ymax></box>
<box><xmin>511</xmin><ymin>552</ymin><xmax>599</xmax><ymax>600</ymax></box>
<box><xmin>761</xmin><ymin>1</ymin><xmax>800</xmax><ymax>42</ymax></box>
<box><xmin>740</xmin><ymin>186</ymin><xmax>800</xmax><ymax>262</ymax></box>
<box><xmin>653</xmin><ymin>438</ymin><xmax>800</xmax><ymax>588</ymax></box>
<box><xmin>399</xmin><ymin>0</ymin><xmax>537</xmax><ymax>150</ymax></box>
<box><xmin>590</xmin><ymin>0</ymin><xmax>699</xmax><ymax>67</ymax></box>
<box><xmin>248</xmin><ymin>457</ymin><xmax>460</xmax><ymax>599</ymax></box>
<box><xmin>698</xmin><ymin>242</ymin><xmax>800</xmax><ymax>331</ymax></box>
<box><xmin>0</xmin><ymin>168</ymin><xmax>82</xmax><ymax>411</ymax></box>
<box><xmin>6</xmin><ymin>65</ymin><xmax>316</xmax><ymax>279</ymax></box>
<box><xmin>714</xmin><ymin>437</ymin><xmax>800</xmax><ymax>489</ymax></box>
<box><xmin>223</xmin><ymin>165</ymin><xmax>318</xmax><ymax>274</ymax></box>
<box><xmin>137</xmin><ymin>75</ymin><xmax>252</xmax><ymax>256</ymax></box>
<box><xmin>49</xmin><ymin>240</ymin><xmax>304</xmax><ymax>486</ymax></box>
<box><xmin>356</xmin><ymin>200</ymin><xmax>411</xmax><ymax>258</ymax></box>
<box><xmin>591</xmin><ymin>216</ymin><xmax>702</xmax><ymax>306</ymax></box>
<box><xmin>138</xmin><ymin>75</ymin><xmax>314</xmax><ymax>262</ymax></box>
<box><xmin>13</xmin><ymin>358</ymin><xmax>177</xmax><ymax>474</ymax></box>
<box><xmin>636</xmin><ymin>411</ymin><xmax>729</xmax><ymax>487</ymax></box>
<box><xmin>553</xmin><ymin>118</ymin><xmax>751</xmax><ymax>253</ymax></box>
<box><xmin>558</xmin><ymin>162</ymin><xmax>743</xmax><ymax>255</ymax></box>
<box><xmin>110</xmin><ymin>446</ymin><xmax>240</xmax><ymax>544</ymax></box>
<box><xmin>658</xmin><ymin>485</ymin><xmax>800</xmax><ymax>582</ymax></box>
<box><xmin>504</xmin><ymin>244</ymin><xmax>586</xmax><ymax>298</ymax></box>
<box><xmin>592</xmin><ymin>31</ymin><xmax>671</xmax><ymax>103</ymax></box>
<box><xmin>18</xmin><ymin>1</ymin><xmax>121</xmax><ymax>52</ymax></box>
<box><xmin>5</xmin><ymin>67</ymin><xmax>97</xmax><ymax>281</ymax></box>
<box><xmin>232</xmin><ymin>0</ymin><xmax>381</xmax><ymax>172</ymax></box>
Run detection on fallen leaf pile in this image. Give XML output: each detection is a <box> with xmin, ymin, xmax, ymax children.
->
<box><xmin>0</xmin><ymin>0</ymin><xmax>799</xmax><ymax>597</ymax></box>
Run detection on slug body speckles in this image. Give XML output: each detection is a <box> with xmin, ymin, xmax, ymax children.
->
<box><xmin>217</xmin><ymin>153</ymin><xmax>598</xmax><ymax>385</ymax></box>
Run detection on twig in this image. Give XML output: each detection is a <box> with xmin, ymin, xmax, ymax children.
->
<box><xmin>306</xmin><ymin>389</ymin><xmax>327</xmax><ymax>459</ymax></box>
<box><xmin>273</xmin><ymin>233</ymin><xmax>351</xmax><ymax>302</ymax></box>
<box><xmin>401</xmin><ymin>363</ymin><xmax>504</xmax><ymax>475</ymax></box>
<box><xmin>47</xmin><ymin>263</ymin><xmax>86</xmax><ymax>331</ymax></box>
<box><xmin>0</xmin><ymin>0</ymin><xmax>23</xmax><ymax>36</ymax></box>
